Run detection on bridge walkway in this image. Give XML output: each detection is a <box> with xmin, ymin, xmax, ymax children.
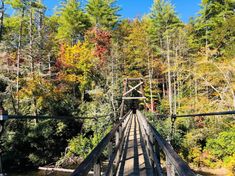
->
<box><xmin>116</xmin><ymin>113</ymin><xmax>153</xmax><ymax>176</ymax></box>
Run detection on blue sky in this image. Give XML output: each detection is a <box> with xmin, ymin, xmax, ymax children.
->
<box><xmin>8</xmin><ymin>0</ymin><xmax>202</xmax><ymax>23</ymax></box>
<box><xmin>44</xmin><ymin>0</ymin><xmax>201</xmax><ymax>22</ymax></box>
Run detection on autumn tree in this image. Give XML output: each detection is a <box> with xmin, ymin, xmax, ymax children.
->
<box><xmin>150</xmin><ymin>0</ymin><xmax>182</xmax><ymax>114</ymax></box>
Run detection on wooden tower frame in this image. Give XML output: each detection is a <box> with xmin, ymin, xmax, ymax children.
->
<box><xmin>120</xmin><ymin>78</ymin><xmax>146</xmax><ymax>117</ymax></box>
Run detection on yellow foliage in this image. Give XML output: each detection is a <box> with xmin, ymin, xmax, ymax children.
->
<box><xmin>224</xmin><ymin>154</ymin><xmax>235</xmax><ymax>175</ymax></box>
<box><xmin>59</xmin><ymin>41</ymin><xmax>97</xmax><ymax>91</ymax></box>
<box><xmin>19</xmin><ymin>75</ymin><xmax>52</xmax><ymax>98</ymax></box>
<box><xmin>62</xmin><ymin>41</ymin><xmax>96</xmax><ymax>72</ymax></box>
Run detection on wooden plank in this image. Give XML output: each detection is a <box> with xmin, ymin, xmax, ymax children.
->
<box><xmin>38</xmin><ymin>167</ymin><xmax>74</xmax><ymax>173</ymax></box>
<box><xmin>166</xmin><ymin>157</ymin><xmax>175</xmax><ymax>176</ymax></box>
<box><xmin>126</xmin><ymin>78</ymin><xmax>143</xmax><ymax>81</ymax></box>
<box><xmin>122</xmin><ymin>97</ymin><xmax>146</xmax><ymax>100</ymax></box>
<box><xmin>116</xmin><ymin>114</ymin><xmax>152</xmax><ymax>176</ymax></box>
<box><xmin>107</xmin><ymin>142</ymin><xmax>113</xmax><ymax>175</ymax></box>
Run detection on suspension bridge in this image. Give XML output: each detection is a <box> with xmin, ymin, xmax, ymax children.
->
<box><xmin>0</xmin><ymin>78</ymin><xmax>234</xmax><ymax>176</ymax></box>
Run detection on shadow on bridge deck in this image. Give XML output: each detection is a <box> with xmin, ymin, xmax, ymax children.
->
<box><xmin>116</xmin><ymin>114</ymin><xmax>153</xmax><ymax>176</ymax></box>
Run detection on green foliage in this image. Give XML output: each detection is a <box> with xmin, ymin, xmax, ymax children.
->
<box><xmin>5</xmin><ymin>0</ymin><xmax>26</xmax><ymax>8</ymax></box>
<box><xmin>57</xmin><ymin>0</ymin><xmax>91</xmax><ymax>44</ymax></box>
<box><xmin>122</xmin><ymin>18</ymin><xmax>150</xmax><ymax>76</ymax></box>
<box><xmin>3</xmin><ymin>119</ymin><xmax>82</xmax><ymax>168</ymax></box>
<box><xmin>66</xmin><ymin>121</ymin><xmax>111</xmax><ymax>159</ymax></box>
<box><xmin>68</xmin><ymin>134</ymin><xmax>92</xmax><ymax>158</ymax></box>
<box><xmin>150</xmin><ymin>0</ymin><xmax>182</xmax><ymax>43</ymax></box>
<box><xmin>86</xmin><ymin>0</ymin><xmax>120</xmax><ymax>29</ymax></box>
<box><xmin>206</xmin><ymin>126</ymin><xmax>235</xmax><ymax>160</ymax></box>
<box><xmin>195</xmin><ymin>0</ymin><xmax>235</xmax><ymax>58</ymax></box>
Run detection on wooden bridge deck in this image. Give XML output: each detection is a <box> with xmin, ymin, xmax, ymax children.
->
<box><xmin>116</xmin><ymin>114</ymin><xmax>153</xmax><ymax>176</ymax></box>
<box><xmin>70</xmin><ymin>110</ymin><xmax>196</xmax><ymax>176</ymax></box>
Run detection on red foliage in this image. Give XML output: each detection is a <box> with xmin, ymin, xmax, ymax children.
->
<box><xmin>86</xmin><ymin>27</ymin><xmax>111</xmax><ymax>65</ymax></box>
<box><xmin>195</xmin><ymin>117</ymin><xmax>205</xmax><ymax>128</ymax></box>
<box><xmin>55</xmin><ymin>44</ymin><xmax>65</xmax><ymax>69</ymax></box>
<box><xmin>56</xmin><ymin>43</ymin><xmax>71</xmax><ymax>69</ymax></box>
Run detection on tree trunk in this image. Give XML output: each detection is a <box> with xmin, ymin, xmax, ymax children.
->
<box><xmin>30</xmin><ymin>2</ymin><xmax>34</xmax><ymax>75</ymax></box>
<box><xmin>111</xmin><ymin>55</ymin><xmax>117</xmax><ymax>119</ymax></box>
<box><xmin>166</xmin><ymin>35</ymin><xmax>172</xmax><ymax>114</ymax></box>
<box><xmin>148</xmin><ymin>51</ymin><xmax>154</xmax><ymax>112</ymax></box>
<box><xmin>48</xmin><ymin>53</ymin><xmax>51</xmax><ymax>76</ymax></box>
<box><xmin>0</xmin><ymin>0</ymin><xmax>4</xmax><ymax>41</ymax></box>
<box><xmin>16</xmin><ymin>7</ymin><xmax>25</xmax><ymax>114</ymax></box>
<box><xmin>173</xmin><ymin>45</ymin><xmax>178</xmax><ymax>115</ymax></box>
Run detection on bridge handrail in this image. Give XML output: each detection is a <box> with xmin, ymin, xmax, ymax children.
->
<box><xmin>149</xmin><ymin>110</ymin><xmax>235</xmax><ymax>119</ymax></box>
<box><xmin>137</xmin><ymin>111</ymin><xmax>195</xmax><ymax>176</ymax></box>
<box><xmin>71</xmin><ymin>111</ymin><xmax>131</xmax><ymax>176</ymax></box>
<box><xmin>149</xmin><ymin>123</ymin><xmax>195</xmax><ymax>176</ymax></box>
<box><xmin>173</xmin><ymin>110</ymin><xmax>235</xmax><ymax>118</ymax></box>
<box><xmin>137</xmin><ymin>112</ymin><xmax>163</xmax><ymax>175</ymax></box>
<box><xmin>105</xmin><ymin>112</ymin><xmax>133</xmax><ymax>175</ymax></box>
<box><xmin>0</xmin><ymin>105</ymin><xmax>114</xmax><ymax>121</ymax></box>
<box><xmin>5</xmin><ymin>114</ymin><xmax>112</xmax><ymax>120</ymax></box>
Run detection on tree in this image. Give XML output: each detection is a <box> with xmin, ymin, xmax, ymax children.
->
<box><xmin>58</xmin><ymin>41</ymin><xmax>97</xmax><ymax>101</ymax></box>
<box><xmin>150</xmin><ymin>0</ymin><xmax>182</xmax><ymax>114</ymax></box>
<box><xmin>85</xmin><ymin>27</ymin><xmax>111</xmax><ymax>65</ymax></box>
<box><xmin>195</xmin><ymin>0</ymin><xmax>235</xmax><ymax>58</ymax></box>
<box><xmin>5</xmin><ymin>0</ymin><xmax>29</xmax><ymax>113</ymax></box>
<box><xmin>57</xmin><ymin>0</ymin><xmax>91</xmax><ymax>44</ymax></box>
<box><xmin>86</xmin><ymin>0</ymin><xmax>120</xmax><ymax>30</ymax></box>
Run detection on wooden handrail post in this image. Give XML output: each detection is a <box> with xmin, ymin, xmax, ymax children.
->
<box><xmin>153</xmin><ymin>141</ymin><xmax>163</xmax><ymax>176</ymax></box>
<box><xmin>107</xmin><ymin>142</ymin><xmax>113</xmax><ymax>176</ymax></box>
<box><xmin>115</xmin><ymin>128</ymin><xmax>120</xmax><ymax>165</ymax></box>
<box><xmin>165</xmin><ymin>137</ymin><xmax>175</xmax><ymax>176</ymax></box>
<box><xmin>0</xmin><ymin>104</ymin><xmax>7</xmax><ymax>175</ymax></box>
<box><xmin>154</xmin><ymin>142</ymin><xmax>161</xmax><ymax>163</ymax></box>
<box><xmin>94</xmin><ymin>159</ymin><xmax>101</xmax><ymax>176</ymax></box>
<box><xmin>166</xmin><ymin>156</ymin><xmax>175</xmax><ymax>176</ymax></box>
<box><xmin>149</xmin><ymin>132</ymin><xmax>155</xmax><ymax>167</ymax></box>
<box><xmin>119</xmin><ymin>122</ymin><xmax>123</xmax><ymax>138</ymax></box>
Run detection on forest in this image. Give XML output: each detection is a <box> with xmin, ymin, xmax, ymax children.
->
<box><xmin>0</xmin><ymin>0</ymin><xmax>234</xmax><ymax>175</ymax></box>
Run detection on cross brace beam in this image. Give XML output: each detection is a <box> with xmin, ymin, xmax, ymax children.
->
<box><xmin>123</xmin><ymin>82</ymin><xmax>143</xmax><ymax>97</ymax></box>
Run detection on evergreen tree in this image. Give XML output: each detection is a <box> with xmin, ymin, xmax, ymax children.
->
<box><xmin>86</xmin><ymin>0</ymin><xmax>120</xmax><ymax>30</ymax></box>
<box><xmin>150</xmin><ymin>0</ymin><xmax>182</xmax><ymax>114</ymax></box>
<box><xmin>195</xmin><ymin>0</ymin><xmax>235</xmax><ymax>58</ymax></box>
<box><xmin>150</xmin><ymin>0</ymin><xmax>181</xmax><ymax>45</ymax></box>
<box><xmin>57</xmin><ymin>0</ymin><xmax>91</xmax><ymax>44</ymax></box>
